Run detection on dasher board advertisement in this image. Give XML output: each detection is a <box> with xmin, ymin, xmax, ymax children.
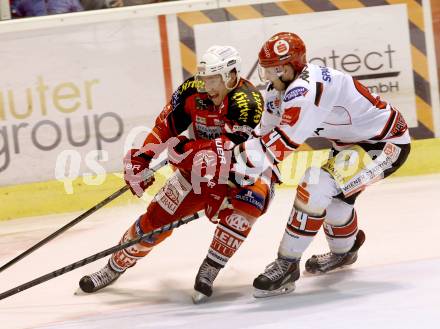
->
<box><xmin>0</xmin><ymin>18</ymin><xmax>166</xmax><ymax>185</ymax></box>
<box><xmin>193</xmin><ymin>4</ymin><xmax>417</xmax><ymax>127</ymax></box>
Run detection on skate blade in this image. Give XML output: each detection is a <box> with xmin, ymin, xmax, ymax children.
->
<box><xmin>73</xmin><ymin>287</ymin><xmax>87</xmax><ymax>296</ymax></box>
<box><xmin>253</xmin><ymin>282</ymin><xmax>296</xmax><ymax>298</ymax></box>
<box><xmin>192</xmin><ymin>291</ymin><xmax>209</xmax><ymax>304</ymax></box>
<box><xmin>303</xmin><ymin>264</ymin><xmax>353</xmax><ymax>276</ymax></box>
<box><xmin>302</xmin><ymin>269</ymin><xmax>326</xmax><ymax>276</ymax></box>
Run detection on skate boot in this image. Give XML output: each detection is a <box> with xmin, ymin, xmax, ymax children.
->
<box><xmin>253</xmin><ymin>256</ymin><xmax>300</xmax><ymax>298</ymax></box>
<box><xmin>305</xmin><ymin>230</ymin><xmax>366</xmax><ymax>274</ymax></box>
<box><xmin>192</xmin><ymin>258</ymin><xmax>221</xmax><ymax>304</ymax></box>
<box><xmin>79</xmin><ymin>261</ymin><xmax>124</xmax><ymax>293</ymax></box>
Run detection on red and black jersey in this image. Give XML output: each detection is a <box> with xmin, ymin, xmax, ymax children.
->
<box><xmin>142</xmin><ymin>77</ymin><xmax>264</xmax><ymax>151</ymax></box>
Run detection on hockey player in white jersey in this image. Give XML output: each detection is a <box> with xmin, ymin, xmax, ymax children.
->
<box><xmin>229</xmin><ymin>32</ymin><xmax>411</xmax><ymax>297</ymax></box>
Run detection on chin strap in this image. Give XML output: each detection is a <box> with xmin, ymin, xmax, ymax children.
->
<box><xmin>225</xmin><ymin>74</ymin><xmax>240</xmax><ymax>91</ymax></box>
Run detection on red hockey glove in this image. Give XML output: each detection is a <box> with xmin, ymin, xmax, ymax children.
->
<box><xmin>169</xmin><ymin>138</ymin><xmax>214</xmax><ymax>172</ymax></box>
<box><xmin>123</xmin><ymin>149</ymin><xmax>155</xmax><ymax>198</ymax></box>
<box><xmin>169</xmin><ymin>136</ymin><xmax>233</xmax><ymax>193</ymax></box>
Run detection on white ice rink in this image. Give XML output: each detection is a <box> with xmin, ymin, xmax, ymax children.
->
<box><xmin>1</xmin><ymin>175</ymin><xmax>440</xmax><ymax>329</ymax></box>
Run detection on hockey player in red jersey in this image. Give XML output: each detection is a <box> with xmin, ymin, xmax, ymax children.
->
<box><xmin>78</xmin><ymin>45</ymin><xmax>270</xmax><ymax>303</ymax></box>
<box><xmin>227</xmin><ymin>32</ymin><xmax>411</xmax><ymax>297</ymax></box>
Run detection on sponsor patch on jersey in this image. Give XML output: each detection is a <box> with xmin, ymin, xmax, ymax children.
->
<box><xmin>281</xmin><ymin>107</ymin><xmax>301</xmax><ymax>126</ymax></box>
<box><xmin>283</xmin><ymin>87</ymin><xmax>309</xmax><ymax>102</ymax></box>
<box><xmin>214</xmin><ymin>118</ymin><xmax>224</xmax><ymax>126</ymax></box>
<box><xmin>156</xmin><ymin>171</ymin><xmax>192</xmax><ymax>215</ymax></box>
<box><xmin>232</xmin><ymin>91</ymin><xmax>252</xmax><ymax>123</ymax></box>
<box><xmin>232</xmin><ymin>124</ymin><xmax>253</xmax><ymax>135</ymax></box>
<box><xmin>195</xmin><ymin>97</ymin><xmax>208</xmax><ymax>110</ymax></box>
<box><xmin>266</xmin><ymin>98</ymin><xmax>281</xmax><ymax>112</ymax></box>
<box><xmin>329</xmin><ymin>143</ymin><xmax>402</xmax><ymax>197</ymax></box>
<box><xmin>195</xmin><ymin>122</ymin><xmax>222</xmax><ymax>139</ymax></box>
<box><xmin>299</xmin><ymin>68</ymin><xmax>310</xmax><ymax>83</ymax></box>
<box><xmin>320</xmin><ymin>66</ymin><xmax>332</xmax><ymax>82</ymax></box>
<box><xmin>226</xmin><ymin>214</ymin><xmax>250</xmax><ymax>232</ymax></box>
<box><xmin>382</xmin><ymin>142</ymin><xmax>401</xmax><ymax>162</ymax></box>
<box><xmin>196</xmin><ymin>115</ymin><xmax>207</xmax><ymax>124</ymax></box>
<box><xmin>389</xmin><ymin>111</ymin><xmax>408</xmax><ymax>138</ymax></box>
<box><xmin>180</xmin><ymin>79</ymin><xmax>203</xmax><ymax>93</ymax></box>
<box><xmin>235</xmin><ymin>189</ymin><xmax>265</xmax><ymax>211</ymax></box>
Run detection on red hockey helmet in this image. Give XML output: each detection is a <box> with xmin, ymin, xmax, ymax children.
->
<box><xmin>258</xmin><ymin>32</ymin><xmax>306</xmax><ymax>72</ymax></box>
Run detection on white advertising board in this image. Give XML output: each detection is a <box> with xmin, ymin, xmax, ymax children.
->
<box><xmin>0</xmin><ymin>17</ymin><xmax>166</xmax><ymax>185</ymax></box>
<box><xmin>193</xmin><ymin>4</ymin><xmax>417</xmax><ymax>126</ymax></box>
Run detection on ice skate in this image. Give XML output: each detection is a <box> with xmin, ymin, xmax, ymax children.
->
<box><xmin>305</xmin><ymin>230</ymin><xmax>365</xmax><ymax>274</ymax></box>
<box><xmin>79</xmin><ymin>261</ymin><xmax>124</xmax><ymax>293</ymax></box>
<box><xmin>192</xmin><ymin>258</ymin><xmax>221</xmax><ymax>304</ymax></box>
<box><xmin>253</xmin><ymin>256</ymin><xmax>300</xmax><ymax>298</ymax></box>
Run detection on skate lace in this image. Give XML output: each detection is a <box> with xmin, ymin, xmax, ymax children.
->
<box><xmin>263</xmin><ymin>259</ymin><xmax>293</xmax><ymax>281</ymax></box>
<box><xmin>199</xmin><ymin>262</ymin><xmax>220</xmax><ymax>285</ymax></box>
<box><xmin>89</xmin><ymin>265</ymin><xmax>119</xmax><ymax>288</ymax></box>
<box><xmin>315</xmin><ymin>252</ymin><xmax>345</xmax><ymax>268</ymax></box>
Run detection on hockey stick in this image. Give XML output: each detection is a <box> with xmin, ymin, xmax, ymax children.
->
<box><xmin>0</xmin><ymin>211</ymin><xmax>203</xmax><ymax>300</ymax></box>
<box><xmin>0</xmin><ymin>158</ymin><xmax>169</xmax><ymax>274</ymax></box>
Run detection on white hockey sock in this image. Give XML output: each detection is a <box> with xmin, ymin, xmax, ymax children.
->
<box><xmin>324</xmin><ymin>210</ymin><xmax>358</xmax><ymax>254</ymax></box>
<box><xmin>278</xmin><ymin>208</ymin><xmax>325</xmax><ymax>259</ymax></box>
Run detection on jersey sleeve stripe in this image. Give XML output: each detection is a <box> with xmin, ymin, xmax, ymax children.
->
<box><xmin>259</xmin><ymin>139</ymin><xmax>280</xmax><ymax>164</ymax></box>
<box><xmin>238</xmin><ymin>143</ymin><xmax>256</xmax><ymax>168</ymax></box>
<box><xmin>371</xmin><ymin>108</ymin><xmax>397</xmax><ymax>141</ymax></box>
<box><xmin>274</xmin><ymin>127</ymin><xmax>301</xmax><ymax>149</ymax></box>
<box><xmin>314</xmin><ymin>82</ymin><xmax>324</xmax><ymax>107</ymax></box>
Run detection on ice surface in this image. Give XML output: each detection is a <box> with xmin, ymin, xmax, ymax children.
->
<box><xmin>1</xmin><ymin>175</ymin><xmax>439</xmax><ymax>329</ymax></box>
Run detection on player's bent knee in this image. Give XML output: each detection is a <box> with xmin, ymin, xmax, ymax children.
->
<box><xmin>138</xmin><ymin>212</ymin><xmax>174</xmax><ymax>246</ymax></box>
<box><xmin>325</xmin><ymin>198</ymin><xmax>354</xmax><ymax>226</ymax></box>
<box><xmin>294</xmin><ymin>183</ymin><xmax>329</xmax><ymax>216</ymax></box>
<box><xmin>231</xmin><ymin>183</ymin><xmax>270</xmax><ymax>218</ymax></box>
<box><xmin>218</xmin><ymin>208</ymin><xmax>254</xmax><ymax>236</ymax></box>
<box><xmin>294</xmin><ymin>169</ymin><xmax>339</xmax><ymax>217</ymax></box>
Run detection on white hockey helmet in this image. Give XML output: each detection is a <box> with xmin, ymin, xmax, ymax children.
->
<box><xmin>196</xmin><ymin>45</ymin><xmax>242</xmax><ymax>90</ymax></box>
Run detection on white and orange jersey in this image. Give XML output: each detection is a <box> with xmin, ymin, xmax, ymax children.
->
<box><xmin>249</xmin><ymin>63</ymin><xmax>410</xmax><ymax>164</ymax></box>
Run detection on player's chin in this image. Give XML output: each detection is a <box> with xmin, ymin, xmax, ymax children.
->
<box><xmin>209</xmin><ymin>93</ymin><xmax>221</xmax><ymax>105</ymax></box>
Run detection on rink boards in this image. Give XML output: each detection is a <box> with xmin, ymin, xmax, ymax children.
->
<box><xmin>1</xmin><ymin>0</ymin><xmax>440</xmax><ymax>220</ymax></box>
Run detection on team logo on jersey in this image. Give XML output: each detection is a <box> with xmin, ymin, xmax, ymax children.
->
<box><xmin>283</xmin><ymin>87</ymin><xmax>309</xmax><ymax>102</ymax></box>
<box><xmin>273</xmin><ymin>40</ymin><xmax>289</xmax><ymax>56</ymax></box>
